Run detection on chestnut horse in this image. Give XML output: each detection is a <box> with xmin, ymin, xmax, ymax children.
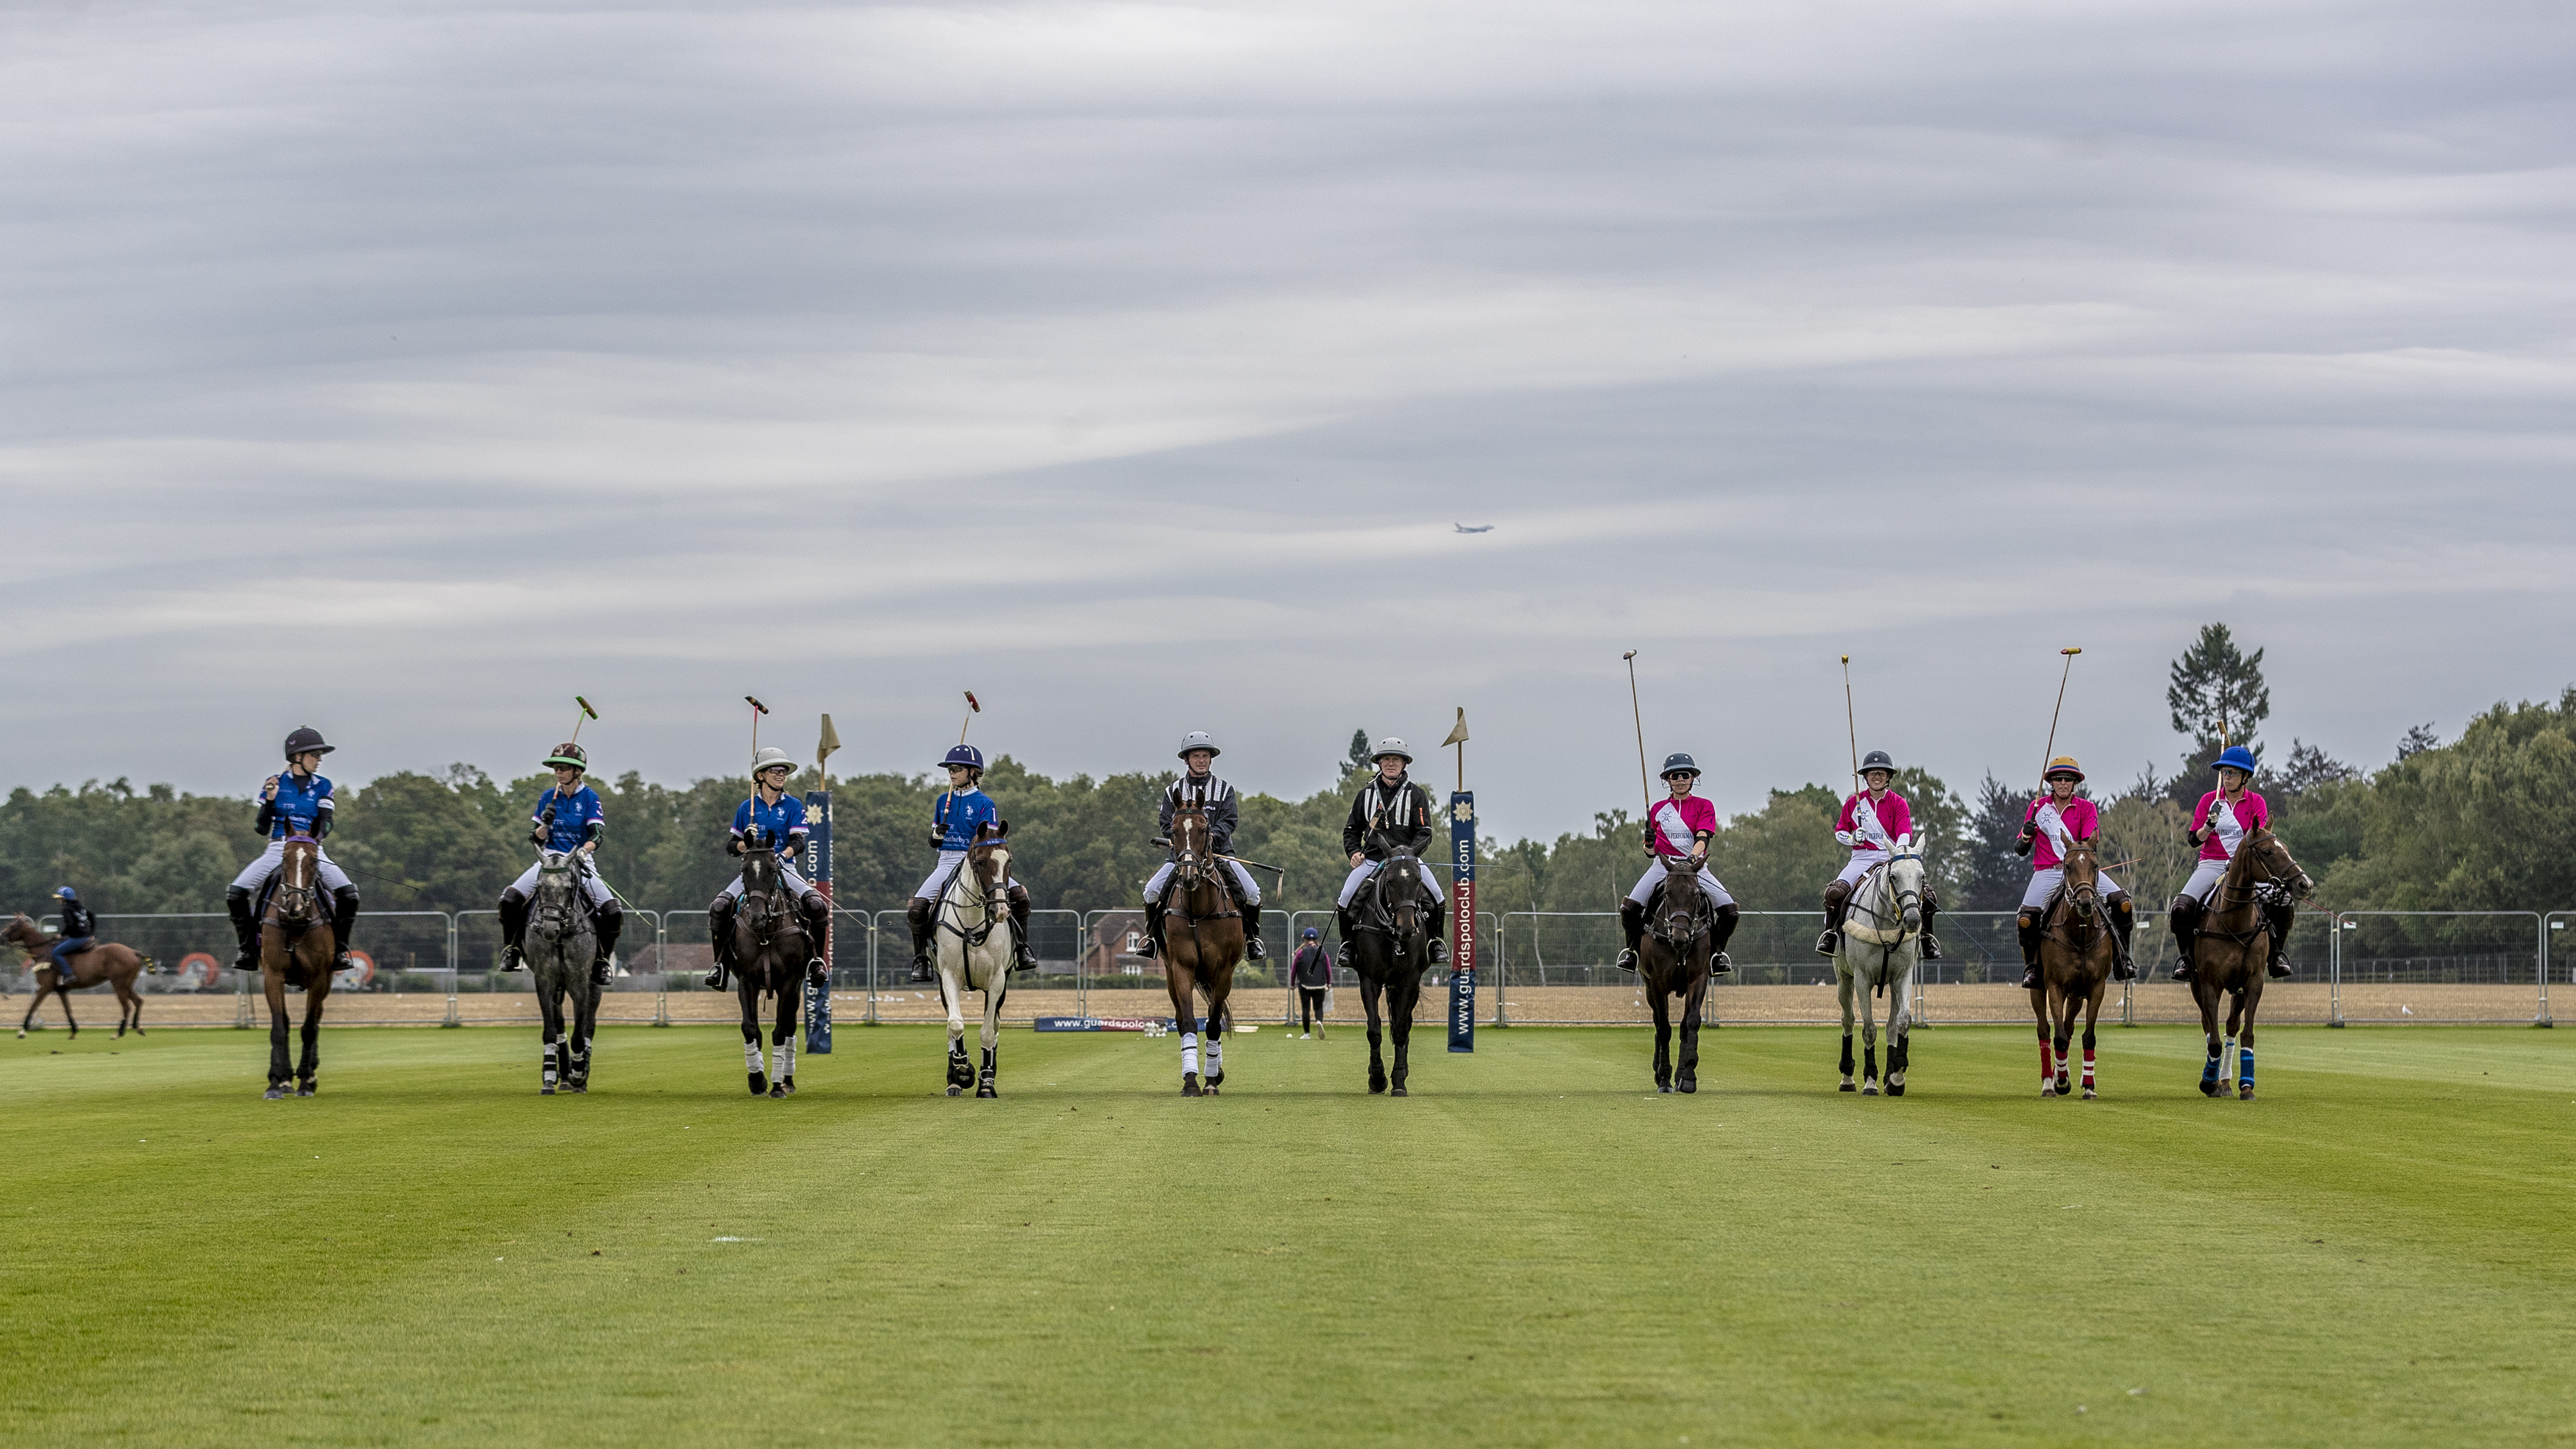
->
<box><xmin>261</xmin><ymin>835</ymin><xmax>342</xmax><ymax>1098</ymax></box>
<box><xmin>731</xmin><ymin>840</ymin><xmax>810</xmax><ymax>1099</ymax></box>
<box><xmin>934</xmin><ymin>821</ymin><xmax>1016</xmax><ymax>1098</ymax></box>
<box><xmin>2031</xmin><ymin>836</ymin><xmax>2116</xmax><ymax>1099</ymax></box>
<box><xmin>2185</xmin><ymin>826</ymin><xmax>2311</xmax><ymax>1101</ymax></box>
<box><xmin>1158</xmin><ymin>802</ymin><xmax>1241</xmax><ymax>1097</ymax></box>
<box><xmin>8</xmin><ymin>915</ymin><xmax>154</xmax><ymax>1039</ymax></box>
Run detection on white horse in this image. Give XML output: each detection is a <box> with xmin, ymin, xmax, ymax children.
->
<box><xmin>1834</xmin><ymin>833</ymin><xmax>1927</xmax><ymax>1097</ymax></box>
<box><xmin>934</xmin><ymin>823</ymin><xmax>1016</xmax><ymax>1099</ymax></box>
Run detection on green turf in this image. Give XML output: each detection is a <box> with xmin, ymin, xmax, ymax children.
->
<box><xmin>4</xmin><ymin>1021</ymin><xmax>2572</xmax><ymax>1447</ymax></box>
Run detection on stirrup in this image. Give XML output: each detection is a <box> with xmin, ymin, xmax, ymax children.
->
<box><xmin>2266</xmin><ymin>961</ymin><xmax>2293</xmax><ymax>981</ymax></box>
<box><xmin>1613</xmin><ymin>949</ymin><xmax>1639</xmax><ymax>972</ymax></box>
<box><xmin>2170</xmin><ymin>963</ymin><xmax>2195</xmax><ymax>982</ymax></box>
<box><xmin>1427</xmin><ymin>938</ymin><xmax>1449</xmax><ymax>964</ymax></box>
<box><xmin>498</xmin><ymin>946</ymin><xmax>526</xmax><ymax>972</ymax></box>
<box><xmin>1245</xmin><ymin>936</ymin><xmax>1266</xmax><ymax>960</ymax></box>
<box><xmin>1814</xmin><ymin>930</ymin><xmax>1839</xmax><ymax>957</ymax></box>
<box><xmin>1919</xmin><ymin>935</ymin><xmax>1943</xmax><ymax>961</ymax></box>
<box><xmin>2020</xmin><ymin>965</ymin><xmax>2041</xmax><ymax>991</ymax></box>
<box><xmin>592</xmin><ymin>957</ymin><xmax>615</xmax><ymax>987</ymax></box>
<box><xmin>704</xmin><ymin>964</ymin><xmax>727</xmax><ymax>990</ymax></box>
<box><xmin>1711</xmin><ymin>950</ymin><xmax>1733</xmax><ymax>975</ymax></box>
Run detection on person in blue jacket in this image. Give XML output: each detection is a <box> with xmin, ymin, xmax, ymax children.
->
<box><xmin>904</xmin><ymin>744</ymin><xmax>1038</xmax><ymax>981</ymax></box>
<box><xmin>224</xmin><ymin>726</ymin><xmax>360</xmax><ymax>971</ymax></box>
<box><xmin>47</xmin><ymin>886</ymin><xmax>95</xmax><ymax>982</ymax></box>
<box><xmin>494</xmin><ymin>742</ymin><xmax>625</xmax><ymax>986</ymax></box>
<box><xmin>704</xmin><ymin>747</ymin><xmax>834</xmax><ymax>991</ymax></box>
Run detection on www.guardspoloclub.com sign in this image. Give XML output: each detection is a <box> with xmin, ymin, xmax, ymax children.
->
<box><xmin>1448</xmin><ymin>790</ymin><xmax>1475</xmax><ymax>1053</ymax></box>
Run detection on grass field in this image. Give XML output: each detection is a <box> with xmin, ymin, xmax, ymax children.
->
<box><xmin>6</xmin><ymin>1019</ymin><xmax>2572</xmax><ymax>1447</ymax></box>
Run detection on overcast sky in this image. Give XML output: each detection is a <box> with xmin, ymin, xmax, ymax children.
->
<box><xmin>4</xmin><ymin>0</ymin><xmax>2572</xmax><ymax>843</ymax></box>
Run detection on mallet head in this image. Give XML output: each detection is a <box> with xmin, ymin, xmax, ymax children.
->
<box><xmin>576</xmin><ymin>695</ymin><xmax>598</xmax><ymax>720</ymax></box>
<box><xmin>2060</xmin><ymin>647</ymin><xmax>2082</xmax><ymax>656</ymax></box>
<box><xmin>1622</xmin><ymin>651</ymin><xmax>1637</xmax><ymax>661</ymax></box>
<box><xmin>745</xmin><ymin>695</ymin><xmax>768</xmax><ymax>715</ymax></box>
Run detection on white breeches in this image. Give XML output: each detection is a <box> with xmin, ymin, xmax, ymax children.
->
<box><xmin>722</xmin><ymin>864</ymin><xmax>813</xmax><ymax>901</ymax></box>
<box><xmin>2181</xmin><ymin>859</ymin><xmax>2229</xmax><ymax>904</ymax></box>
<box><xmin>1627</xmin><ymin>858</ymin><xmax>1735</xmax><ymax>907</ymax></box>
<box><xmin>233</xmin><ymin>840</ymin><xmax>352</xmax><ymax>894</ymax></box>
<box><xmin>914</xmin><ymin>851</ymin><xmax>968</xmax><ymax>901</ymax></box>
<box><xmin>2020</xmin><ymin>866</ymin><xmax>2123</xmax><ymax>913</ymax></box>
<box><xmin>1144</xmin><ymin>860</ymin><xmax>1261</xmax><ymax>905</ymax></box>
<box><xmin>509</xmin><ymin>861</ymin><xmax>615</xmax><ymax>909</ymax></box>
<box><xmin>1337</xmin><ymin>860</ymin><xmax>1445</xmax><ymax>908</ymax></box>
<box><xmin>1833</xmin><ymin>853</ymin><xmax>1889</xmax><ymax>890</ymax></box>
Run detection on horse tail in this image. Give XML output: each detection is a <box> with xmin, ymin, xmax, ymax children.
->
<box><xmin>138</xmin><ymin>953</ymin><xmax>159</xmax><ymax>975</ymax></box>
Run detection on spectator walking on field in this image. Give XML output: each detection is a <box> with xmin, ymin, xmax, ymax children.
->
<box><xmin>1290</xmin><ymin>927</ymin><xmax>1331</xmax><ymax>1037</ymax></box>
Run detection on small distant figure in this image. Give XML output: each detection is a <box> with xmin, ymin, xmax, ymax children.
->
<box><xmin>1290</xmin><ymin>927</ymin><xmax>1331</xmax><ymax>1038</ymax></box>
<box><xmin>1452</xmin><ymin>523</ymin><xmax>1493</xmax><ymax>534</ymax></box>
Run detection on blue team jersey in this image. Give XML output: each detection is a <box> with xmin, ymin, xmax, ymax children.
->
<box><xmin>732</xmin><ymin>793</ymin><xmax>809</xmax><ymax>853</ymax></box>
<box><xmin>934</xmin><ymin>788</ymin><xmax>997</xmax><ymax>851</ymax></box>
<box><xmin>266</xmin><ymin>771</ymin><xmax>335</xmax><ymax>839</ymax></box>
<box><xmin>533</xmin><ymin>785</ymin><xmax>603</xmax><ymax>853</ymax></box>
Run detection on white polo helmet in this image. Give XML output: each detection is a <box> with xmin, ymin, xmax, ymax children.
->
<box><xmin>750</xmin><ymin>746</ymin><xmax>799</xmax><ymax>779</ymax></box>
<box><xmin>1177</xmin><ymin>731</ymin><xmax>1221</xmax><ymax>759</ymax></box>
<box><xmin>1372</xmin><ymin>737</ymin><xmax>1413</xmax><ymax>764</ymax></box>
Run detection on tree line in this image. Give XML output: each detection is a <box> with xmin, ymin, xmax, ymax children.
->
<box><xmin>9</xmin><ymin>626</ymin><xmax>2572</xmax><ymax>928</ymax></box>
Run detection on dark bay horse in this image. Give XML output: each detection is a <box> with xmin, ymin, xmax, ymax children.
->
<box><xmin>732</xmin><ymin>840</ymin><xmax>810</xmax><ymax>1098</ymax></box>
<box><xmin>8</xmin><ymin>915</ymin><xmax>154</xmax><ymax>1039</ymax></box>
<box><xmin>934</xmin><ymin>822</ymin><xmax>1016</xmax><ymax>1098</ymax></box>
<box><xmin>2032</xmin><ymin>837</ymin><xmax>2116</xmax><ymax>1099</ymax></box>
<box><xmin>261</xmin><ymin>835</ymin><xmax>341</xmax><ymax>1098</ymax></box>
<box><xmin>526</xmin><ymin>850</ymin><xmax>599</xmax><ymax>1095</ymax></box>
<box><xmin>1159</xmin><ymin>802</ymin><xmax>1241</xmax><ymax>1097</ymax></box>
<box><xmin>1348</xmin><ymin>841</ymin><xmax>1432</xmax><ymax>1097</ymax></box>
<box><xmin>2184</xmin><ymin>826</ymin><xmax>2311</xmax><ymax>1101</ymax></box>
<box><xmin>1636</xmin><ymin>862</ymin><xmax>1719</xmax><ymax>1094</ymax></box>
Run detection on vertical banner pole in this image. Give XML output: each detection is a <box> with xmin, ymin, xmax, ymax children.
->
<box><xmin>1444</xmin><ymin>706</ymin><xmax>1475</xmax><ymax>1053</ymax></box>
<box><xmin>804</xmin><ymin>713</ymin><xmax>842</xmax><ymax>1055</ymax></box>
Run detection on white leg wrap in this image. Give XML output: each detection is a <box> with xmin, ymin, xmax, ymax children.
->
<box><xmin>745</xmin><ymin>1041</ymin><xmax>765</xmax><ymax>1075</ymax></box>
<box><xmin>1205</xmin><ymin>1038</ymin><xmax>1222</xmax><ymax>1074</ymax></box>
<box><xmin>775</xmin><ymin>1038</ymin><xmax>795</xmax><ymax>1081</ymax></box>
<box><xmin>1181</xmin><ymin>1032</ymin><xmax>1200</xmax><ymax>1077</ymax></box>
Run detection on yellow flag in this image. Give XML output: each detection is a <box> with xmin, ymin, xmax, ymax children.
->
<box><xmin>1441</xmin><ymin>708</ymin><xmax>1469</xmax><ymax>748</ymax></box>
<box><xmin>817</xmin><ymin>714</ymin><xmax>842</xmax><ymax>770</ymax></box>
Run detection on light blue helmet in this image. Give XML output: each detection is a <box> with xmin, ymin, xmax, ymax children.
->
<box><xmin>942</xmin><ymin>744</ymin><xmax>985</xmax><ymax>771</ymax></box>
<box><xmin>2214</xmin><ymin>745</ymin><xmax>2259</xmax><ymax>776</ymax></box>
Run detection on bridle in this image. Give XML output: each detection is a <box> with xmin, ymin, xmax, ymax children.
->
<box><xmin>1360</xmin><ymin>847</ymin><xmax>1428</xmax><ymax>949</ymax></box>
<box><xmin>2207</xmin><ymin>829</ymin><xmax>2308</xmax><ymax>933</ymax></box>
<box><xmin>275</xmin><ymin>835</ymin><xmax>320</xmax><ymax>927</ymax></box>
<box><xmin>1647</xmin><ymin>860</ymin><xmax>1714</xmax><ymax>949</ymax></box>
<box><xmin>2050</xmin><ymin>838</ymin><xmax>2103</xmax><ymax>947</ymax></box>
<box><xmin>941</xmin><ymin>837</ymin><xmax>1010</xmax><ymax>949</ymax></box>
<box><xmin>531</xmin><ymin>851</ymin><xmax>583</xmax><ymax>946</ymax></box>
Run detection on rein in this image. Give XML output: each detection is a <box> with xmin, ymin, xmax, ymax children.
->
<box><xmin>939</xmin><ymin>849</ymin><xmax>1007</xmax><ymax>948</ymax></box>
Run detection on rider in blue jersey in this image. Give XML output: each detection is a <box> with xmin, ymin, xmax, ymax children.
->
<box><xmin>224</xmin><ymin>726</ymin><xmax>361</xmax><ymax>971</ymax></box>
<box><xmin>704</xmin><ymin>748</ymin><xmax>834</xmax><ymax>991</ymax></box>
<box><xmin>905</xmin><ymin>744</ymin><xmax>1038</xmax><ymax>980</ymax></box>
<box><xmin>494</xmin><ymin>742</ymin><xmax>625</xmax><ymax>986</ymax></box>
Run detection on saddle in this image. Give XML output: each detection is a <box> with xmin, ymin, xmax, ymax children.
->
<box><xmin>1841</xmin><ymin>863</ymin><xmax>1913</xmax><ymax>946</ymax></box>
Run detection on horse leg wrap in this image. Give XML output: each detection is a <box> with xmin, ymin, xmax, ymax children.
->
<box><xmin>744</xmin><ymin>1041</ymin><xmax>765</xmax><ymax>1076</ymax></box>
<box><xmin>542</xmin><ymin>1041</ymin><xmax>559</xmax><ymax>1090</ymax></box>
<box><xmin>1839</xmin><ymin>1033</ymin><xmax>1854</xmax><ymax>1076</ymax></box>
<box><xmin>1181</xmin><ymin>1032</ymin><xmax>1200</xmax><ymax>1078</ymax></box>
<box><xmin>1205</xmin><ymin>1038</ymin><xmax>1222</xmax><ymax>1080</ymax></box>
<box><xmin>2239</xmin><ymin>1046</ymin><xmax>2254</xmax><ymax>1091</ymax></box>
<box><xmin>2041</xmin><ymin>1041</ymin><xmax>2056</xmax><ymax>1086</ymax></box>
<box><xmin>2081</xmin><ymin>1046</ymin><xmax>2097</xmax><ymax>1091</ymax></box>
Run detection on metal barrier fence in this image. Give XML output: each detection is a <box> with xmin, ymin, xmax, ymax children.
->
<box><xmin>8</xmin><ymin>904</ymin><xmax>2563</xmax><ymax>1030</ymax></box>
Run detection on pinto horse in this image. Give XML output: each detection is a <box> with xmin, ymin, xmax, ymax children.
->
<box><xmin>2184</xmin><ymin>826</ymin><xmax>2310</xmax><ymax>1101</ymax></box>
<box><xmin>1636</xmin><ymin>862</ymin><xmax>1718</xmax><ymax>1094</ymax></box>
<box><xmin>2032</xmin><ymin>836</ymin><xmax>2117</xmax><ymax>1099</ymax></box>
<box><xmin>934</xmin><ymin>821</ymin><xmax>1016</xmax><ymax>1098</ymax></box>
<box><xmin>526</xmin><ymin>850</ymin><xmax>599</xmax><ymax>1095</ymax></box>
<box><xmin>260</xmin><ymin>835</ymin><xmax>341</xmax><ymax>1098</ymax></box>
<box><xmin>1348</xmin><ymin>840</ymin><xmax>1433</xmax><ymax>1097</ymax></box>
<box><xmin>8</xmin><ymin>915</ymin><xmax>154</xmax><ymax>1039</ymax></box>
<box><xmin>1833</xmin><ymin>835</ymin><xmax>1927</xmax><ymax>1097</ymax></box>
<box><xmin>1158</xmin><ymin>802</ymin><xmax>1242</xmax><ymax>1097</ymax></box>
<box><xmin>730</xmin><ymin>840</ymin><xmax>810</xmax><ymax>1098</ymax></box>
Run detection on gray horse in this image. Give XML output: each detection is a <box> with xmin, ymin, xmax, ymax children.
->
<box><xmin>1833</xmin><ymin>833</ymin><xmax>1928</xmax><ymax>1097</ymax></box>
<box><xmin>525</xmin><ymin>849</ymin><xmax>600</xmax><ymax>1094</ymax></box>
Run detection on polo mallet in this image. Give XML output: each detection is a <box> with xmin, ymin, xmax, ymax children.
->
<box><xmin>1841</xmin><ymin>655</ymin><xmax>1860</xmax><ymax>793</ymax></box>
<box><xmin>569</xmin><ymin>695</ymin><xmax>598</xmax><ymax>745</ymax></box>
<box><xmin>1622</xmin><ymin>651</ymin><xmax>1652</xmax><ymax>833</ymax></box>
<box><xmin>2039</xmin><ymin>647</ymin><xmax>2081</xmax><ymax>780</ymax></box>
<box><xmin>959</xmin><ymin>690</ymin><xmax>980</xmax><ymax>745</ymax></box>
<box><xmin>746</xmin><ymin>695</ymin><xmax>768</xmax><ymax>765</ymax></box>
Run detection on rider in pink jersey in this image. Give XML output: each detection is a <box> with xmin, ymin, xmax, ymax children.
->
<box><xmin>1814</xmin><ymin>750</ymin><xmax>1942</xmax><ymax>960</ymax></box>
<box><xmin>1614</xmin><ymin>753</ymin><xmax>1741</xmax><ymax>975</ymax></box>
<box><xmin>2168</xmin><ymin>745</ymin><xmax>2293</xmax><ymax>982</ymax></box>
<box><xmin>2011</xmin><ymin>756</ymin><xmax>2134</xmax><ymax>989</ymax></box>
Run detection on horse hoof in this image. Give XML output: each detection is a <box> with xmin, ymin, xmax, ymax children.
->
<box><xmin>1183</xmin><ymin>1073</ymin><xmax>1201</xmax><ymax>1097</ymax></box>
<box><xmin>2082</xmin><ymin>1088</ymin><xmax>2098</xmax><ymax>1100</ymax></box>
<box><xmin>1886</xmin><ymin>1082</ymin><xmax>1903</xmax><ymax>1097</ymax></box>
<box><xmin>780</xmin><ymin>1077</ymin><xmax>794</xmax><ymax>1095</ymax></box>
<box><xmin>749</xmin><ymin>1073</ymin><xmax>768</xmax><ymax>1097</ymax></box>
<box><xmin>1206</xmin><ymin>1071</ymin><xmax>1225</xmax><ymax>1089</ymax></box>
<box><xmin>2056</xmin><ymin>1076</ymin><xmax>2071</xmax><ymax>1096</ymax></box>
<box><xmin>769</xmin><ymin>1084</ymin><xmax>788</xmax><ymax>1099</ymax></box>
<box><xmin>946</xmin><ymin>1085</ymin><xmax>963</xmax><ymax>1097</ymax></box>
<box><xmin>1838</xmin><ymin>1081</ymin><xmax>1856</xmax><ymax>1092</ymax></box>
<box><xmin>2041</xmin><ymin>1083</ymin><xmax>2057</xmax><ymax>1097</ymax></box>
<box><xmin>571</xmin><ymin>1084</ymin><xmax>587</xmax><ymax>1094</ymax></box>
<box><xmin>263</xmin><ymin>1085</ymin><xmax>286</xmax><ymax>1100</ymax></box>
<box><xmin>1861</xmin><ymin>1083</ymin><xmax>1879</xmax><ymax>1097</ymax></box>
<box><xmin>296</xmin><ymin>1083</ymin><xmax>315</xmax><ymax>1098</ymax></box>
<box><xmin>1390</xmin><ymin>1085</ymin><xmax>1407</xmax><ymax>1097</ymax></box>
<box><xmin>542</xmin><ymin>1085</ymin><xmax>556</xmax><ymax>1096</ymax></box>
<box><xmin>1369</xmin><ymin>1082</ymin><xmax>1387</xmax><ymax>1095</ymax></box>
<box><xmin>1677</xmin><ymin>1079</ymin><xmax>1696</xmax><ymax>1094</ymax></box>
<box><xmin>2200</xmin><ymin>1080</ymin><xmax>2222</xmax><ymax>1098</ymax></box>
<box><xmin>976</xmin><ymin>1084</ymin><xmax>997</xmax><ymax>1099</ymax></box>
<box><xmin>2238</xmin><ymin>1086</ymin><xmax>2255</xmax><ymax>1101</ymax></box>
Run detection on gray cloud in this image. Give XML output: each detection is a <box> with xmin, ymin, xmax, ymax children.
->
<box><xmin>4</xmin><ymin>0</ymin><xmax>2571</xmax><ymax>842</ymax></box>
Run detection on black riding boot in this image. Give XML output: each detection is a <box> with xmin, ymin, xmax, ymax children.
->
<box><xmin>799</xmin><ymin>892</ymin><xmax>833</xmax><ymax>987</ymax></box>
<box><xmin>2109</xmin><ymin>893</ymin><xmax>2137</xmax><ymax>981</ymax></box>
<box><xmin>1616</xmin><ymin>899</ymin><xmax>1645</xmax><ymax>971</ymax></box>
<box><xmin>2265</xmin><ymin>903</ymin><xmax>2296</xmax><ymax>980</ymax></box>
<box><xmin>1335</xmin><ymin>907</ymin><xmax>1356</xmax><ymax>968</ymax></box>
<box><xmin>1815</xmin><ymin>882</ymin><xmax>1850</xmax><ymax>957</ymax></box>
<box><xmin>1238</xmin><ymin>888</ymin><xmax>1267</xmax><ymax>960</ymax></box>
<box><xmin>2168</xmin><ymin>896</ymin><xmax>2200</xmax><ymax>982</ymax></box>
<box><xmin>1137</xmin><ymin>891</ymin><xmax>1164</xmax><ymax>960</ymax></box>
<box><xmin>496</xmin><ymin>889</ymin><xmax>531</xmax><ymax>971</ymax></box>
<box><xmin>1007</xmin><ymin>884</ymin><xmax>1038</xmax><ymax>972</ymax></box>
<box><xmin>907</xmin><ymin>897</ymin><xmax>935</xmax><ymax>982</ymax></box>
<box><xmin>329</xmin><ymin>887</ymin><xmax>361</xmax><ymax>971</ymax></box>
<box><xmin>1425</xmin><ymin>899</ymin><xmax>1451</xmax><ymax>965</ymax></box>
<box><xmin>2017</xmin><ymin>911</ymin><xmax>2044</xmax><ymax>991</ymax></box>
<box><xmin>1918</xmin><ymin>888</ymin><xmax>1944</xmax><ymax>961</ymax></box>
<box><xmin>704</xmin><ymin>895</ymin><xmax>736</xmax><ymax>990</ymax></box>
<box><xmin>225</xmin><ymin>887</ymin><xmax>260</xmax><ymax>971</ymax></box>
<box><xmin>1710</xmin><ymin>902</ymin><xmax>1740</xmax><ymax>974</ymax></box>
<box><xmin>592</xmin><ymin>901</ymin><xmax>624</xmax><ymax>987</ymax></box>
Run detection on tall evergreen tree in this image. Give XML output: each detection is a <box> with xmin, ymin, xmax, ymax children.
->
<box><xmin>2165</xmin><ymin>622</ymin><xmax>2271</xmax><ymax>801</ymax></box>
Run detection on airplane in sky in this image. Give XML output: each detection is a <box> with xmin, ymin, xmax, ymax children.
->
<box><xmin>1453</xmin><ymin>522</ymin><xmax>1494</xmax><ymax>534</ymax></box>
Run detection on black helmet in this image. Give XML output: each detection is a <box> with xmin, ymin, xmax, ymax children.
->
<box><xmin>1860</xmin><ymin>748</ymin><xmax>1896</xmax><ymax>775</ymax></box>
<box><xmin>283</xmin><ymin>726</ymin><xmax>335</xmax><ymax>759</ymax></box>
<box><xmin>1660</xmin><ymin>752</ymin><xmax>1701</xmax><ymax>779</ymax></box>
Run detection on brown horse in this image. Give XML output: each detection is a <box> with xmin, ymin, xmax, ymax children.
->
<box><xmin>2031</xmin><ymin>837</ymin><xmax>2116</xmax><ymax>1099</ymax></box>
<box><xmin>260</xmin><ymin>835</ymin><xmax>341</xmax><ymax>1097</ymax></box>
<box><xmin>8</xmin><ymin>915</ymin><xmax>154</xmax><ymax>1039</ymax></box>
<box><xmin>2182</xmin><ymin>826</ymin><xmax>2311</xmax><ymax>1101</ymax></box>
<box><xmin>1636</xmin><ymin>861</ymin><xmax>1722</xmax><ymax>1094</ymax></box>
<box><xmin>1158</xmin><ymin>802</ymin><xmax>1242</xmax><ymax>1097</ymax></box>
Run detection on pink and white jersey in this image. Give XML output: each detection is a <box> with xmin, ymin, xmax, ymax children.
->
<box><xmin>2193</xmin><ymin>790</ymin><xmax>2270</xmax><ymax>862</ymax></box>
<box><xmin>1835</xmin><ymin>790</ymin><xmax>1912</xmax><ymax>854</ymax></box>
<box><xmin>2023</xmin><ymin>796</ymin><xmax>2099</xmax><ymax>871</ymax></box>
<box><xmin>1648</xmin><ymin>795</ymin><xmax>1719</xmax><ymax>858</ymax></box>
